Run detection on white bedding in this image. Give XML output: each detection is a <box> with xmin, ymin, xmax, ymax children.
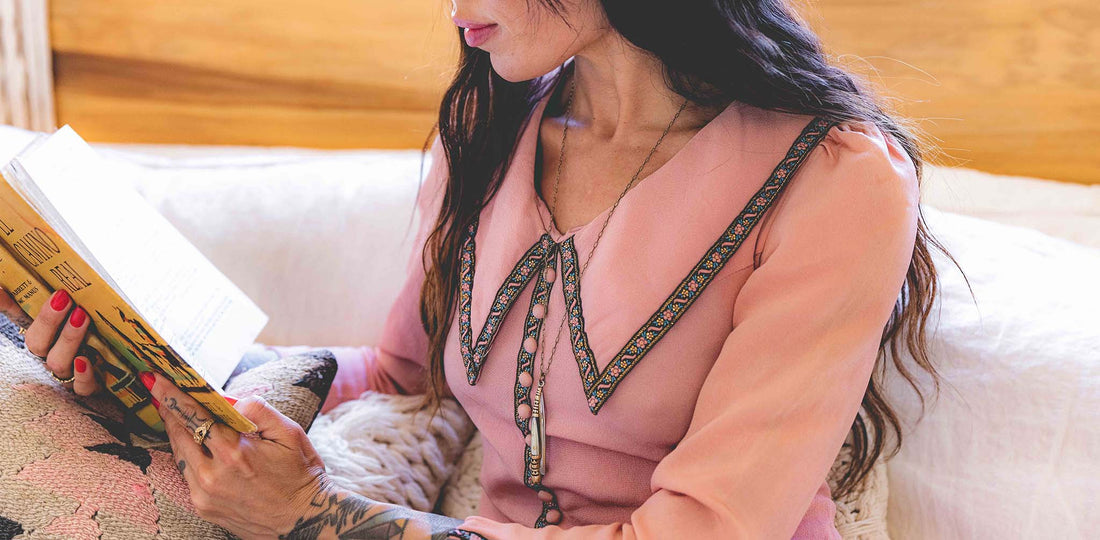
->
<box><xmin>921</xmin><ymin>165</ymin><xmax>1100</xmax><ymax>250</ymax></box>
<box><xmin>886</xmin><ymin>208</ymin><xmax>1099</xmax><ymax>539</ymax></box>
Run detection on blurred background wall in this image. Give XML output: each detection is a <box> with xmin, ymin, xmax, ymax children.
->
<box><xmin>1</xmin><ymin>0</ymin><xmax>1098</xmax><ymax>183</ymax></box>
<box><xmin>0</xmin><ymin>0</ymin><xmax>53</xmax><ymax>131</ymax></box>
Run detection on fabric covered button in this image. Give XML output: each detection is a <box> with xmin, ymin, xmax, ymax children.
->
<box><xmin>523</xmin><ymin>337</ymin><xmax>537</xmax><ymax>354</ymax></box>
<box><xmin>545</xmin><ymin>509</ymin><xmax>562</xmax><ymax>524</ymax></box>
<box><xmin>532</xmin><ymin>304</ymin><xmax>546</xmax><ymax>319</ymax></box>
<box><xmin>537</xmin><ymin>490</ymin><xmax>554</xmax><ymax>502</ymax></box>
<box><xmin>518</xmin><ymin>404</ymin><xmax>531</xmax><ymax>419</ymax></box>
<box><xmin>544</xmin><ymin>268</ymin><xmax>556</xmax><ymax>283</ymax></box>
<box><xmin>519</xmin><ymin>371</ymin><xmax>533</xmax><ymax>387</ymax></box>
<box><xmin>525</xmin><ymin>433</ymin><xmax>532</xmax><ymax>446</ymax></box>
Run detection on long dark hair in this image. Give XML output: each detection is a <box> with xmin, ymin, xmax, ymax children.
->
<box><xmin>420</xmin><ymin>0</ymin><xmax>960</xmax><ymax>498</ymax></box>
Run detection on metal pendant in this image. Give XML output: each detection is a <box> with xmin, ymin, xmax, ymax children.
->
<box><xmin>530</xmin><ymin>382</ymin><xmax>548</xmax><ymax>478</ymax></box>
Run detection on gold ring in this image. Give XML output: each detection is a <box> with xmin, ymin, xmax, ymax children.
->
<box><xmin>17</xmin><ymin>326</ymin><xmax>26</xmax><ymax>335</ymax></box>
<box><xmin>50</xmin><ymin>370</ymin><xmax>75</xmax><ymax>385</ymax></box>
<box><xmin>192</xmin><ymin>418</ymin><xmax>216</xmax><ymax>446</ymax></box>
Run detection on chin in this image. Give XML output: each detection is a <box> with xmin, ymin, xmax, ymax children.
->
<box><xmin>488</xmin><ymin>58</ymin><xmax>551</xmax><ymax>83</ymax></box>
<box><xmin>485</xmin><ymin>47</ymin><xmax>568</xmax><ymax>83</ymax></box>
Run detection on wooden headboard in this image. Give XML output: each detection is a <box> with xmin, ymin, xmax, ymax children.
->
<box><xmin>49</xmin><ymin>0</ymin><xmax>1099</xmax><ymax>184</ymax></box>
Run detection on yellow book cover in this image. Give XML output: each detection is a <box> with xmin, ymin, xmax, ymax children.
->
<box><xmin>0</xmin><ymin>243</ymin><xmax>165</xmax><ymax>433</ymax></box>
<box><xmin>0</xmin><ymin>127</ymin><xmax>268</xmax><ymax>433</ymax></box>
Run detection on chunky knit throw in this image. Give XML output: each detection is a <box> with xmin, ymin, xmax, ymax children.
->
<box><xmin>313</xmin><ymin>393</ymin><xmax>890</xmax><ymax>540</ymax></box>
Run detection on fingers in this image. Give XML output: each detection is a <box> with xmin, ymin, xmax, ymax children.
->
<box><xmin>72</xmin><ymin>354</ymin><xmax>100</xmax><ymax>396</ymax></box>
<box><xmin>161</xmin><ymin>410</ymin><xmax>231</xmax><ymax>523</ymax></box>
<box><xmin>162</xmin><ymin>403</ymin><xmax>209</xmax><ymax>479</ymax></box>
<box><xmin>234</xmin><ymin>395</ymin><xmax>301</xmax><ymax>444</ymax></box>
<box><xmin>148</xmin><ymin>373</ymin><xmax>239</xmax><ymax>454</ymax></box>
<box><xmin>25</xmin><ymin>289</ymin><xmax>72</xmax><ymax>359</ymax></box>
<box><xmin>45</xmin><ymin>306</ymin><xmax>90</xmax><ymax>382</ymax></box>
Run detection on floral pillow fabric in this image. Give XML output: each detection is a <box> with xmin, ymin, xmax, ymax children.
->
<box><xmin>0</xmin><ymin>317</ymin><xmax>335</xmax><ymax>539</ymax></box>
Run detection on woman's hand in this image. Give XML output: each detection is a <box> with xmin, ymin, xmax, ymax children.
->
<box><xmin>0</xmin><ymin>287</ymin><xmax>100</xmax><ymax>395</ymax></box>
<box><xmin>147</xmin><ymin>374</ymin><xmax>477</xmax><ymax>539</ymax></box>
<box><xmin>146</xmin><ymin>373</ymin><xmax>328</xmax><ymax>538</ymax></box>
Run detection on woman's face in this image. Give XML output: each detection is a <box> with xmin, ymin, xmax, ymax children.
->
<box><xmin>450</xmin><ymin>0</ymin><xmax>608</xmax><ymax>82</ymax></box>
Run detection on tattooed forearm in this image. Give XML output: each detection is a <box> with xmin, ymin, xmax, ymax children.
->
<box><xmin>279</xmin><ymin>483</ymin><xmax>484</xmax><ymax>540</ymax></box>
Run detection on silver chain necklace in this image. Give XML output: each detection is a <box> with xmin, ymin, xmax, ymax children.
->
<box><xmin>528</xmin><ymin>74</ymin><xmax>688</xmax><ymax>483</ymax></box>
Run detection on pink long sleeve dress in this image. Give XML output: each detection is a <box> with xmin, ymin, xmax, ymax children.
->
<box><xmin>320</xmin><ymin>90</ymin><xmax>920</xmax><ymax>539</ymax></box>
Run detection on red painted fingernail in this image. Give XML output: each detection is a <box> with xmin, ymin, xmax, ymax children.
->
<box><xmin>50</xmin><ymin>289</ymin><xmax>70</xmax><ymax>311</ymax></box>
<box><xmin>224</xmin><ymin>396</ymin><xmax>238</xmax><ymax>406</ymax></box>
<box><xmin>69</xmin><ymin>307</ymin><xmax>87</xmax><ymax>327</ymax></box>
<box><xmin>140</xmin><ymin>371</ymin><xmax>155</xmax><ymax>390</ymax></box>
<box><xmin>152</xmin><ymin>397</ymin><xmax>161</xmax><ymax>409</ymax></box>
<box><xmin>74</xmin><ymin>356</ymin><xmax>87</xmax><ymax>373</ymax></box>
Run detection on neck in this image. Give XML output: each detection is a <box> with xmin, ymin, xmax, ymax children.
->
<box><xmin>565</xmin><ymin>34</ymin><xmax>711</xmax><ymax>140</ymax></box>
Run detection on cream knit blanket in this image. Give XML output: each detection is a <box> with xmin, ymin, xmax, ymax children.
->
<box><xmin>308</xmin><ymin>392</ymin><xmax>889</xmax><ymax>539</ymax></box>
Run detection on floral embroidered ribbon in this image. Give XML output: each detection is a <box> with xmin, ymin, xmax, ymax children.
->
<box><xmin>459</xmin><ymin>117</ymin><xmax>836</xmax><ymax>414</ymax></box>
<box><xmin>560</xmin><ymin>116</ymin><xmax>836</xmax><ymax>413</ymax></box>
<box><xmin>458</xmin><ymin>228</ymin><xmax>553</xmax><ymax>385</ymax></box>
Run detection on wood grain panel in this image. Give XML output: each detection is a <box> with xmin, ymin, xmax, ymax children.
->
<box><xmin>806</xmin><ymin>0</ymin><xmax>1099</xmax><ymax>183</ymax></box>
<box><xmin>48</xmin><ymin>0</ymin><xmax>1100</xmax><ymax>183</ymax></box>
<box><xmin>49</xmin><ymin>0</ymin><xmax>457</xmax><ymax>148</ymax></box>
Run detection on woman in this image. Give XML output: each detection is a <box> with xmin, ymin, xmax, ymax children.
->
<box><xmin>14</xmin><ymin>0</ymin><xmax>951</xmax><ymax>537</ymax></box>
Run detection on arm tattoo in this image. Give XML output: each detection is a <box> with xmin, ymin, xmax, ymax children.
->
<box><xmin>279</xmin><ymin>483</ymin><xmax>486</xmax><ymax>540</ymax></box>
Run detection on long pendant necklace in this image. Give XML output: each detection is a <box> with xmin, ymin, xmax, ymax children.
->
<box><xmin>528</xmin><ymin>74</ymin><xmax>688</xmax><ymax>484</ymax></box>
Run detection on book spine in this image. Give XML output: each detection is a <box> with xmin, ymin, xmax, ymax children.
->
<box><xmin>0</xmin><ymin>243</ymin><xmax>165</xmax><ymax>433</ymax></box>
<box><xmin>0</xmin><ymin>167</ymin><xmax>255</xmax><ymax>433</ymax></box>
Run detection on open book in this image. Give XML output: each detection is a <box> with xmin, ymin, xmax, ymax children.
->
<box><xmin>0</xmin><ymin>126</ymin><xmax>267</xmax><ymax>433</ymax></box>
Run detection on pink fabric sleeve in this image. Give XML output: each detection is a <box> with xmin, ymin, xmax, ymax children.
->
<box><xmin>279</xmin><ymin>136</ymin><xmax>450</xmax><ymax>413</ymax></box>
<box><xmin>457</xmin><ymin>122</ymin><xmax>921</xmax><ymax>539</ymax></box>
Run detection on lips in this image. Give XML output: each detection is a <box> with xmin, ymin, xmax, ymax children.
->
<box><xmin>454</xmin><ymin>18</ymin><xmax>498</xmax><ymax>48</ymax></box>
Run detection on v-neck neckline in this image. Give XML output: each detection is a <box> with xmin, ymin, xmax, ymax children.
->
<box><xmin>522</xmin><ymin>77</ymin><xmax>741</xmax><ymax>243</ymax></box>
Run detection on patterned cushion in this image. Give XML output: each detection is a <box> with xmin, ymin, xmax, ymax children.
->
<box><xmin>0</xmin><ymin>317</ymin><xmax>335</xmax><ymax>539</ymax></box>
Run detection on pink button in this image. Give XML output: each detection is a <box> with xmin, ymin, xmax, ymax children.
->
<box><xmin>544</xmin><ymin>268</ymin><xmax>557</xmax><ymax>283</ymax></box>
<box><xmin>532</xmin><ymin>304</ymin><xmax>546</xmax><ymax>319</ymax></box>
<box><xmin>518</xmin><ymin>404</ymin><xmax>532</xmax><ymax>419</ymax></box>
<box><xmin>523</xmin><ymin>337</ymin><xmax>537</xmax><ymax>354</ymax></box>
<box><xmin>519</xmin><ymin>371</ymin><xmax>533</xmax><ymax>387</ymax></box>
<box><xmin>545</xmin><ymin>509</ymin><xmax>562</xmax><ymax>524</ymax></box>
<box><xmin>537</xmin><ymin>490</ymin><xmax>554</xmax><ymax>502</ymax></box>
<box><xmin>525</xmin><ymin>433</ymin><xmax>532</xmax><ymax>446</ymax></box>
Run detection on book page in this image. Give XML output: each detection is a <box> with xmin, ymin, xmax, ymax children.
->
<box><xmin>13</xmin><ymin>127</ymin><xmax>267</xmax><ymax>388</ymax></box>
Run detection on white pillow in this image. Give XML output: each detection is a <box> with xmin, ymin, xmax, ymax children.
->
<box><xmin>0</xmin><ymin>125</ymin><xmax>36</xmax><ymax>161</ymax></box>
<box><xmin>922</xmin><ymin>164</ymin><xmax>1100</xmax><ymax>249</ymax></box>
<box><xmin>0</xmin><ymin>125</ymin><xmax>426</xmax><ymax>347</ymax></box>
<box><xmin>124</xmin><ymin>150</ymin><xmax>427</xmax><ymax>347</ymax></box>
<box><xmin>885</xmin><ymin>207</ymin><xmax>1100</xmax><ymax>539</ymax></box>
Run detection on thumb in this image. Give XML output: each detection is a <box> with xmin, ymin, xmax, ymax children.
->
<box><xmin>235</xmin><ymin>395</ymin><xmax>298</xmax><ymax>441</ymax></box>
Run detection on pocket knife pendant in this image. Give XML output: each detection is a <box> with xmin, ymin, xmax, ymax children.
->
<box><xmin>530</xmin><ymin>382</ymin><xmax>548</xmax><ymax>478</ymax></box>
